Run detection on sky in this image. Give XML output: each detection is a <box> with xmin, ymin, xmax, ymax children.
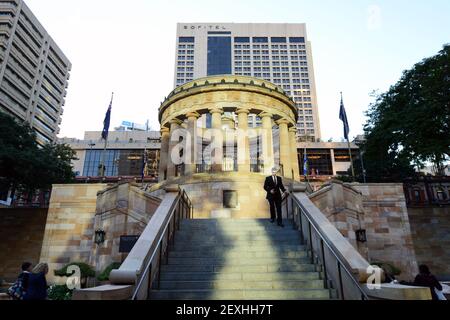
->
<box><xmin>25</xmin><ymin>0</ymin><xmax>450</xmax><ymax>141</ymax></box>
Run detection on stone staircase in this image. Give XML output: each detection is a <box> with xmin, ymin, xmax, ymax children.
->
<box><xmin>150</xmin><ymin>219</ymin><xmax>331</xmax><ymax>300</ymax></box>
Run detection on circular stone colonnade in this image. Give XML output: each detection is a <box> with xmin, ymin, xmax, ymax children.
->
<box><xmin>156</xmin><ymin>75</ymin><xmax>302</xmax><ymax>218</ymax></box>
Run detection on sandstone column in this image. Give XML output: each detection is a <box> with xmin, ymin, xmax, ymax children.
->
<box><xmin>236</xmin><ymin>108</ymin><xmax>251</xmax><ymax>173</ymax></box>
<box><xmin>209</xmin><ymin>107</ymin><xmax>223</xmax><ymax>173</ymax></box>
<box><xmin>260</xmin><ymin>112</ymin><xmax>274</xmax><ymax>175</ymax></box>
<box><xmin>166</xmin><ymin>119</ymin><xmax>182</xmax><ymax>179</ymax></box>
<box><xmin>289</xmin><ymin>127</ymin><xmax>300</xmax><ymax>181</ymax></box>
<box><xmin>158</xmin><ymin>127</ymin><xmax>170</xmax><ymax>182</ymax></box>
<box><xmin>185</xmin><ymin>111</ymin><xmax>200</xmax><ymax>176</ymax></box>
<box><xmin>277</xmin><ymin>119</ymin><xmax>292</xmax><ymax>178</ymax></box>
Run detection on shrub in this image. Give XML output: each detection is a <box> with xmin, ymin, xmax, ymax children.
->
<box><xmin>54</xmin><ymin>262</ymin><xmax>95</xmax><ymax>278</ymax></box>
<box><xmin>97</xmin><ymin>262</ymin><xmax>121</xmax><ymax>282</ymax></box>
<box><xmin>371</xmin><ymin>261</ymin><xmax>402</xmax><ymax>276</ymax></box>
<box><xmin>47</xmin><ymin>285</ymin><xmax>73</xmax><ymax>300</ymax></box>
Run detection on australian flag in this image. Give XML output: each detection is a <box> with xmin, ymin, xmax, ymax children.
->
<box><xmin>339</xmin><ymin>93</ymin><xmax>350</xmax><ymax>140</ymax></box>
<box><xmin>303</xmin><ymin>152</ymin><xmax>308</xmax><ymax>176</ymax></box>
<box><xmin>101</xmin><ymin>94</ymin><xmax>113</xmax><ymax>140</ymax></box>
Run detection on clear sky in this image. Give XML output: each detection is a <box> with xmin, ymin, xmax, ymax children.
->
<box><xmin>25</xmin><ymin>0</ymin><xmax>450</xmax><ymax>141</ymax></box>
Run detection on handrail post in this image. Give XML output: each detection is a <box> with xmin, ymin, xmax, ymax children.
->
<box><xmin>146</xmin><ymin>263</ymin><xmax>152</xmax><ymax>300</ymax></box>
<box><xmin>337</xmin><ymin>261</ymin><xmax>345</xmax><ymax>300</ymax></box>
<box><xmin>298</xmin><ymin>207</ymin><xmax>304</xmax><ymax>244</ymax></box>
<box><xmin>157</xmin><ymin>244</ymin><xmax>162</xmax><ymax>290</ymax></box>
<box><xmin>321</xmin><ymin>238</ymin><xmax>328</xmax><ymax>289</ymax></box>
<box><xmin>308</xmin><ymin>222</ymin><xmax>313</xmax><ymax>264</ymax></box>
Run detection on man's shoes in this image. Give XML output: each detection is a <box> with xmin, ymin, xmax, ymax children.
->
<box><xmin>277</xmin><ymin>223</ymin><xmax>285</xmax><ymax>228</ymax></box>
<box><xmin>270</xmin><ymin>219</ymin><xmax>275</xmax><ymax>223</ymax></box>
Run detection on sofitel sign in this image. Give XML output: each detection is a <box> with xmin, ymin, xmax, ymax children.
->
<box><xmin>183</xmin><ymin>25</ymin><xmax>228</xmax><ymax>30</ymax></box>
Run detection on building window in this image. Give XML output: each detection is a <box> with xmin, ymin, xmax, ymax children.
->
<box><xmin>271</xmin><ymin>37</ymin><xmax>287</xmax><ymax>43</ymax></box>
<box><xmin>289</xmin><ymin>37</ymin><xmax>305</xmax><ymax>43</ymax></box>
<box><xmin>235</xmin><ymin>37</ymin><xmax>250</xmax><ymax>43</ymax></box>
<box><xmin>253</xmin><ymin>37</ymin><xmax>269</xmax><ymax>43</ymax></box>
<box><xmin>300</xmin><ymin>149</ymin><xmax>332</xmax><ymax>176</ymax></box>
<box><xmin>207</xmin><ymin>36</ymin><xmax>232</xmax><ymax>75</ymax></box>
<box><xmin>179</xmin><ymin>37</ymin><xmax>195</xmax><ymax>43</ymax></box>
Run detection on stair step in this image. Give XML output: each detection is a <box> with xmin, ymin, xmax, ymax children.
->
<box><xmin>161</xmin><ymin>263</ymin><xmax>318</xmax><ymax>273</ymax></box>
<box><xmin>176</xmin><ymin>229</ymin><xmax>300</xmax><ymax>237</ymax></box>
<box><xmin>150</xmin><ymin>289</ymin><xmax>330</xmax><ymax>300</ymax></box>
<box><xmin>160</xmin><ymin>271</ymin><xmax>321</xmax><ymax>281</ymax></box>
<box><xmin>174</xmin><ymin>234</ymin><xmax>301</xmax><ymax>242</ymax></box>
<box><xmin>171</xmin><ymin>244</ymin><xmax>306</xmax><ymax>252</ymax></box>
<box><xmin>159</xmin><ymin>279</ymin><xmax>325</xmax><ymax>290</ymax></box>
<box><xmin>167</xmin><ymin>256</ymin><xmax>308</xmax><ymax>266</ymax></box>
<box><xmin>168</xmin><ymin>250</ymin><xmax>307</xmax><ymax>259</ymax></box>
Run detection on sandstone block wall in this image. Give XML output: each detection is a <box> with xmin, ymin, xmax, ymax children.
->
<box><xmin>39</xmin><ymin>184</ymin><xmax>107</xmax><ymax>284</ymax></box>
<box><xmin>0</xmin><ymin>208</ymin><xmax>48</xmax><ymax>281</ymax></box>
<box><xmin>91</xmin><ymin>182</ymin><xmax>162</xmax><ymax>273</ymax></box>
<box><xmin>408</xmin><ymin>206</ymin><xmax>450</xmax><ymax>280</ymax></box>
<box><xmin>354</xmin><ymin>184</ymin><xmax>419</xmax><ymax>280</ymax></box>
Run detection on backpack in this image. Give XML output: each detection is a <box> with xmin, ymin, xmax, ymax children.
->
<box><xmin>7</xmin><ymin>276</ymin><xmax>25</xmax><ymax>300</ymax></box>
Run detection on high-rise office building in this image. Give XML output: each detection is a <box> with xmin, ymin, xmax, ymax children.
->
<box><xmin>0</xmin><ymin>0</ymin><xmax>71</xmax><ymax>145</ymax></box>
<box><xmin>174</xmin><ymin>23</ymin><xmax>320</xmax><ymax>140</ymax></box>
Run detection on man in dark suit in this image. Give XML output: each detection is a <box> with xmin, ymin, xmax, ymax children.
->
<box><xmin>264</xmin><ymin>167</ymin><xmax>288</xmax><ymax>227</ymax></box>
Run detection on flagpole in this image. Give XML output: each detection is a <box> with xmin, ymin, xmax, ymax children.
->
<box><xmin>99</xmin><ymin>92</ymin><xmax>114</xmax><ymax>178</ymax></box>
<box><xmin>341</xmin><ymin>92</ymin><xmax>356</xmax><ymax>181</ymax></box>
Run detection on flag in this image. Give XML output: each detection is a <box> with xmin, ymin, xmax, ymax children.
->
<box><xmin>303</xmin><ymin>152</ymin><xmax>308</xmax><ymax>176</ymax></box>
<box><xmin>101</xmin><ymin>93</ymin><xmax>113</xmax><ymax>140</ymax></box>
<box><xmin>339</xmin><ymin>93</ymin><xmax>350</xmax><ymax>141</ymax></box>
<box><xmin>141</xmin><ymin>149</ymin><xmax>148</xmax><ymax>180</ymax></box>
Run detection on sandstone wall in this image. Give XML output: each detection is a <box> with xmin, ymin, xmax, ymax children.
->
<box><xmin>310</xmin><ymin>181</ymin><xmax>418</xmax><ymax>280</ymax></box>
<box><xmin>91</xmin><ymin>182</ymin><xmax>162</xmax><ymax>273</ymax></box>
<box><xmin>0</xmin><ymin>208</ymin><xmax>48</xmax><ymax>281</ymax></box>
<box><xmin>408</xmin><ymin>206</ymin><xmax>450</xmax><ymax>280</ymax></box>
<box><xmin>39</xmin><ymin>184</ymin><xmax>107</xmax><ymax>284</ymax></box>
<box><xmin>354</xmin><ymin>184</ymin><xmax>419</xmax><ymax>280</ymax></box>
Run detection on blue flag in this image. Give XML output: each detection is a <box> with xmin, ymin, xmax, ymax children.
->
<box><xmin>101</xmin><ymin>94</ymin><xmax>113</xmax><ymax>140</ymax></box>
<box><xmin>339</xmin><ymin>93</ymin><xmax>350</xmax><ymax>140</ymax></box>
<box><xmin>303</xmin><ymin>152</ymin><xmax>308</xmax><ymax>176</ymax></box>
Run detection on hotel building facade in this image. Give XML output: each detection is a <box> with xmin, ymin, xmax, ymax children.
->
<box><xmin>0</xmin><ymin>0</ymin><xmax>71</xmax><ymax>145</ymax></box>
<box><xmin>174</xmin><ymin>23</ymin><xmax>321</xmax><ymax>141</ymax></box>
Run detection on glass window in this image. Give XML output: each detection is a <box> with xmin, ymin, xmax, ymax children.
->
<box><xmin>300</xmin><ymin>149</ymin><xmax>332</xmax><ymax>176</ymax></box>
<box><xmin>289</xmin><ymin>37</ymin><xmax>305</xmax><ymax>43</ymax></box>
<box><xmin>235</xmin><ymin>37</ymin><xmax>250</xmax><ymax>43</ymax></box>
<box><xmin>208</xmin><ymin>36</ymin><xmax>232</xmax><ymax>75</ymax></box>
<box><xmin>179</xmin><ymin>37</ymin><xmax>195</xmax><ymax>43</ymax></box>
<box><xmin>271</xmin><ymin>37</ymin><xmax>287</xmax><ymax>43</ymax></box>
<box><xmin>253</xmin><ymin>37</ymin><xmax>268</xmax><ymax>43</ymax></box>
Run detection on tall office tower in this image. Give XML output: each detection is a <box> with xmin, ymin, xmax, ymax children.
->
<box><xmin>174</xmin><ymin>23</ymin><xmax>321</xmax><ymax>141</ymax></box>
<box><xmin>0</xmin><ymin>0</ymin><xmax>71</xmax><ymax>145</ymax></box>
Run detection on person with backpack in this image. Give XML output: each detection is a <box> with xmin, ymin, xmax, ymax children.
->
<box><xmin>7</xmin><ymin>262</ymin><xmax>33</xmax><ymax>300</ymax></box>
<box><xmin>23</xmin><ymin>263</ymin><xmax>49</xmax><ymax>300</ymax></box>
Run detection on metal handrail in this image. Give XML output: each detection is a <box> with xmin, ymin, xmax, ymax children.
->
<box><xmin>284</xmin><ymin>193</ymin><xmax>369</xmax><ymax>300</ymax></box>
<box><xmin>131</xmin><ymin>190</ymin><xmax>192</xmax><ymax>300</ymax></box>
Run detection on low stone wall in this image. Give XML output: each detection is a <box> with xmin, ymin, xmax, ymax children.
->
<box><xmin>39</xmin><ymin>184</ymin><xmax>107</xmax><ymax>284</ymax></box>
<box><xmin>90</xmin><ymin>182</ymin><xmax>162</xmax><ymax>274</ymax></box>
<box><xmin>309</xmin><ymin>182</ymin><xmax>369</xmax><ymax>259</ymax></box>
<box><xmin>354</xmin><ymin>184</ymin><xmax>419</xmax><ymax>280</ymax></box>
<box><xmin>310</xmin><ymin>181</ymin><xmax>418</xmax><ymax>280</ymax></box>
<box><xmin>408</xmin><ymin>206</ymin><xmax>450</xmax><ymax>280</ymax></box>
<box><xmin>0</xmin><ymin>208</ymin><xmax>48</xmax><ymax>281</ymax></box>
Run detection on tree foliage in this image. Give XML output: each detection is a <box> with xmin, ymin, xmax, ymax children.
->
<box><xmin>361</xmin><ymin>44</ymin><xmax>450</xmax><ymax>181</ymax></box>
<box><xmin>0</xmin><ymin>112</ymin><xmax>77</xmax><ymax>196</ymax></box>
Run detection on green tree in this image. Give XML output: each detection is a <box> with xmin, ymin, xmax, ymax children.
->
<box><xmin>361</xmin><ymin>44</ymin><xmax>450</xmax><ymax>181</ymax></box>
<box><xmin>0</xmin><ymin>112</ymin><xmax>77</xmax><ymax>199</ymax></box>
